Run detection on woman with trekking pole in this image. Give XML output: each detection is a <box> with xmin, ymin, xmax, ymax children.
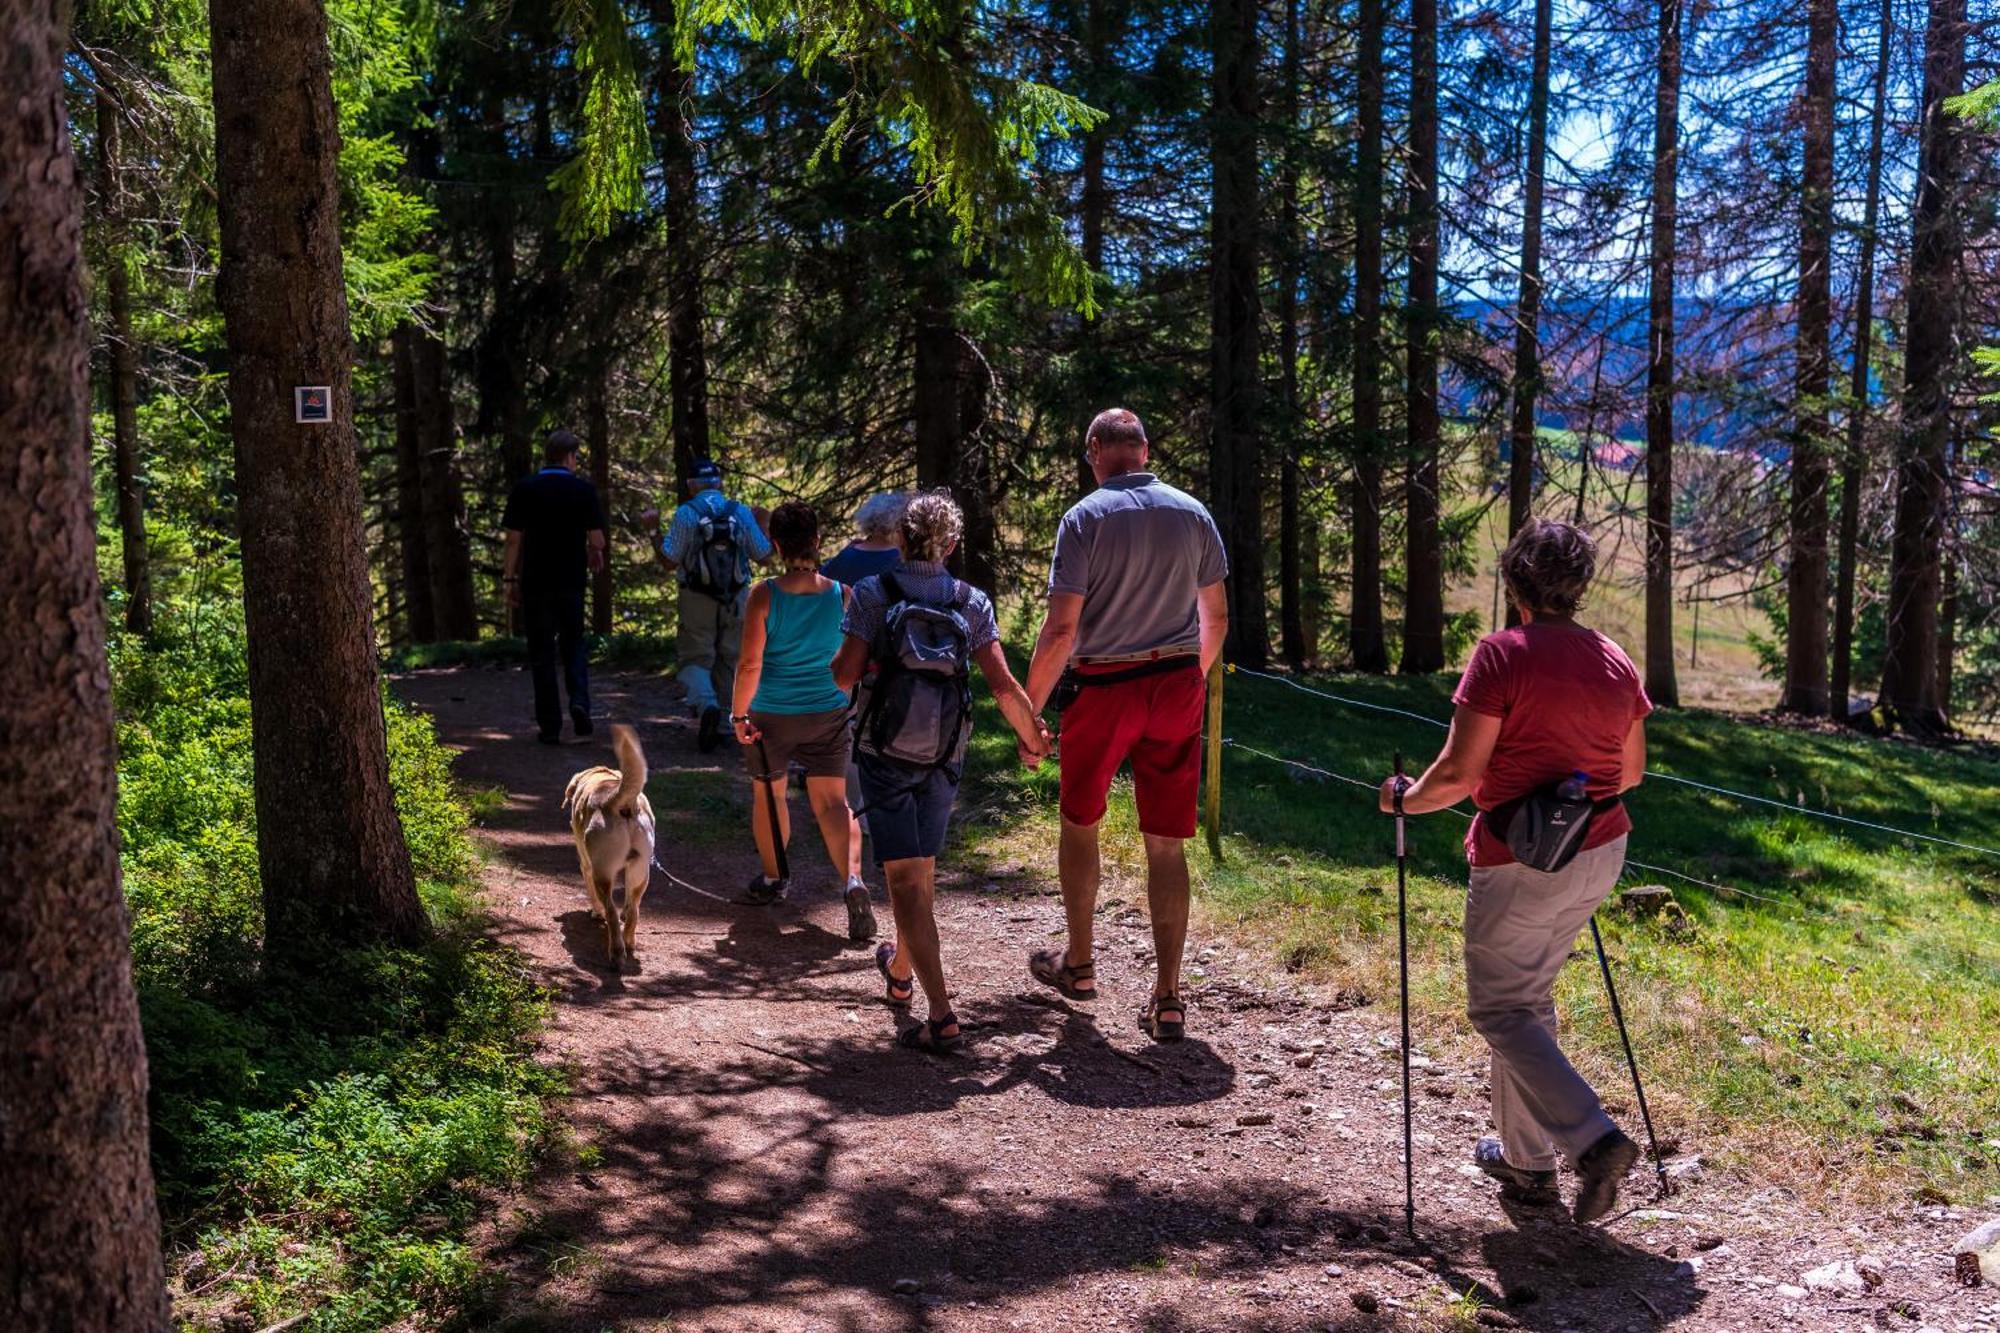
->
<box><xmin>1377</xmin><ymin>517</ymin><xmax>1652</xmax><ymax>1226</ymax></box>
<box><xmin>831</xmin><ymin>490</ymin><xmax>1051</xmax><ymax>1053</ymax></box>
<box><xmin>730</xmin><ymin>501</ymin><xmax>874</xmax><ymax>939</ymax></box>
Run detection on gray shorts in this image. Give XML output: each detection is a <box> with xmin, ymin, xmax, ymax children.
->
<box><xmin>743</xmin><ymin>707</ymin><xmax>852</xmax><ymax>781</ymax></box>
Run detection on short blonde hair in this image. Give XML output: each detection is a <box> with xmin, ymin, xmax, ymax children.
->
<box><xmin>900</xmin><ymin>489</ymin><xmax>964</xmax><ymax>564</ymax></box>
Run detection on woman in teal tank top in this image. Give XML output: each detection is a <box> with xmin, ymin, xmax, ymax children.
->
<box><xmin>730</xmin><ymin>502</ymin><xmax>874</xmax><ymax>938</ymax></box>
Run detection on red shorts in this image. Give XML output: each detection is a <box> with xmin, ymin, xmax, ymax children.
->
<box><xmin>1057</xmin><ymin>660</ymin><xmax>1206</xmax><ymax>838</ymax></box>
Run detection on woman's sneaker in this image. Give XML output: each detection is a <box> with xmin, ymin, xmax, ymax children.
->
<box><xmin>1572</xmin><ymin>1128</ymin><xmax>1641</xmax><ymax>1224</ymax></box>
<box><xmin>844</xmin><ymin>879</ymin><xmax>878</xmax><ymax>942</ymax></box>
<box><xmin>1473</xmin><ymin>1137</ymin><xmax>1560</xmax><ymax>1207</ymax></box>
<box><xmin>743</xmin><ymin>874</ymin><xmax>788</xmax><ymax>905</ymax></box>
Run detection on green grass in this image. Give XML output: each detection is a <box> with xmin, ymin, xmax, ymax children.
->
<box><xmin>959</xmin><ymin>659</ymin><xmax>2000</xmax><ymax>1207</ymax></box>
<box><xmin>113</xmin><ymin>604</ymin><xmax>561</xmax><ymax>1330</ymax></box>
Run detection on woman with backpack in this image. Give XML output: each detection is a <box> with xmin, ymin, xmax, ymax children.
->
<box><xmin>831</xmin><ymin>490</ymin><xmax>1051</xmax><ymax>1052</ymax></box>
<box><xmin>1378</xmin><ymin>518</ymin><xmax>1650</xmax><ymax>1226</ymax></box>
<box><xmin>730</xmin><ymin>502</ymin><xmax>874</xmax><ymax>940</ymax></box>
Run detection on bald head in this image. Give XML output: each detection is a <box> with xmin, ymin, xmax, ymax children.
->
<box><xmin>1085</xmin><ymin>407</ymin><xmax>1149</xmax><ymax>482</ymax></box>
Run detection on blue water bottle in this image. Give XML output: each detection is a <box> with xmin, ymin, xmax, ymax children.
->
<box><xmin>1558</xmin><ymin>770</ymin><xmax>1588</xmax><ymax>801</ymax></box>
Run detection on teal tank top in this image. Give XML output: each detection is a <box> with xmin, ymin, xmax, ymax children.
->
<box><xmin>751</xmin><ymin>581</ymin><xmax>852</xmax><ymax>715</ymax></box>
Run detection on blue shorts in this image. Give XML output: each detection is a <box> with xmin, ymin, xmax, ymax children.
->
<box><xmin>856</xmin><ymin>754</ymin><xmax>959</xmax><ymax>864</ymax></box>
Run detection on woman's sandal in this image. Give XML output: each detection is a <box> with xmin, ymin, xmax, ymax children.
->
<box><xmin>875</xmin><ymin>941</ymin><xmax>914</xmax><ymax>1008</ymax></box>
<box><xmin>1028</xmin><ymin>948</ymin><xmax>1096</xmax><ymax>1002</ymax></box>
<box><xmin>1138</xmin><ymin>993</ymin><xmax>1186</xmax><ymax>1043</ymax></box>
<box><xmin>896</xmin><ymin>1012</ymin><xmax>964</xmax><ymax>1054</ymax></box>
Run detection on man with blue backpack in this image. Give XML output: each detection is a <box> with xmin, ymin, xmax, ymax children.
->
<box><xmin>642</xmin><ymin>458</ymin><xmax>773</xmax><ymax>752</ymax></box>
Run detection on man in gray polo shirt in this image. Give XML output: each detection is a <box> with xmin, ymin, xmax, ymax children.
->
<box><xmin>1023</xmin><ymin>407</ymin><xmax>1229</xmax><ymax>1042</ymax></box>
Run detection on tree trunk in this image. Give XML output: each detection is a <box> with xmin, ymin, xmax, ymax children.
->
<box><xmin>1348</xmin><ymin>0</ymin><xmax>1388</xmax><ymax>673</ymax></box>
<box><xmin>1936</xmin><ymin>539</ymin><xmax>1958</xmax><ymax>713</ymax></box>
<box><xmin>1781</xmin><ymin>0</ymin><xmax>1836</xmax><ymax>715</ymax></box>
<box><xmin>1400</xmin><ymin>0</ymin><xmax>1444</xmax><ymax>674</ymax></box>
<box><xmin>1</xmin><ymin>7</ymin><xmax>170</xmax><ymax>1320</ymax></box>
<box><xmin>391</xmin><ymin>326</ymin><xmax>437</xmax><ymax>643</ymax></box>
<box><xmin>1831</xmin><ymin>0</ymin><xmax>1893</xmax><ymax>722</ymax></box>
<box><xmin>1642</xmin><ymin>0</ymin><xmax>1682</xmax><ymax>707</ymax></box>
<box><xmin>1505</xmin><ymin>0</ymin><xmax>1552</xmax><ymax>577</ymax></box>
<box><xmin>1881</xmin><ymin>0</ymin><xmax>1965</xmax><ymax>736</ymax></box>
<box><xmin>653</xmin><ymin>0</ymin><xmax>711</xmax><ymax>493</ymax></box>
<box><xmin>95</xmin><ymin>75</ymin><xmax>152</xmax><ymax>637</ymax></box>
<box><xmin>413</xmin><ymin>328</ymin><xmax>477</xmax><ymax>638</ymax></box>
<box><xmin>210</xmin><ymin>0</ymin><xmax>428</xmax><ymax>955</ymax></box>
<box><xmin>1073</xmin><ymin>0</ymin><xmax>1114</xmax><ymax>502</ymax></box>
<box><xmin>589</xmin><ymin>362</ymin><xmax>614</xmax><ymax>634</ymax></box>
<box><xmin>1276</xmin><ymin>0</ymin><xmax>1307</xmax><ymax>669</ymax></box>
<box><xmin>1209</xmin><ymin>0</ymin><xmax>1265</xmax><ymax>667</ymax></box>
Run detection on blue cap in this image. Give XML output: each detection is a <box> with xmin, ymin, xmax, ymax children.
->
<box><xmin>691</xmin><ymin>458</ymin><xmax>723</xmax><ymax>485</ymax></box>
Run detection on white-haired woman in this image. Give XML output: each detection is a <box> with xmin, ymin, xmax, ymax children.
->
<box><xmin>821</xmin><ymin>492</ymin><xmax>907</xmax><ymax>585</ymax></box>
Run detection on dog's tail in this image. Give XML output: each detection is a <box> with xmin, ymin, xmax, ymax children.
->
<box><xmin>610</xmin><ymin>724</ymin><xmax>647</xmax><ymax>813</ymax></box>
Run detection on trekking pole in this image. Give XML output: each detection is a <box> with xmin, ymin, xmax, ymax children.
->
<box><xmin>1588</xmin><ymin>915</ymin><xmax>1670</xmax><ymax>1197</ymax></box>
<box><xmin>1392</xmin><ymin>752</ymin><xmax>1416</xmax><ymax>1238</ymax></box>
<box><xmin>753</xmin><ymin>737</ymin><xmax>791</xmax><ymax>884</ymax></box>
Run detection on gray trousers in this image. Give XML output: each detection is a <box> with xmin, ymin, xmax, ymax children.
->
<box><xmin>1464</xmin><ymin>834</ymin><xmax>1627</xmax><ymax>1172</ymax></box>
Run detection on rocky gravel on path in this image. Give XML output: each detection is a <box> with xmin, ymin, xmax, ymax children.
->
<box><xmin>395</xmin><ymin>667</ymin><xmax>1998</xmax><ymax>1333</ymax></box>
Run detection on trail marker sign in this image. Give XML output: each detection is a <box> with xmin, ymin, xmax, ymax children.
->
<box><xmin>294</xmin><ymin>386</ymin><xmax>332</xmax><ymax>423</ymax></box>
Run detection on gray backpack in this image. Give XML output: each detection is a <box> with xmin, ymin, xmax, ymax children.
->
<box><xmin>855</xmin><ymin>573</ymin><xmax>974</xmax><ymax>771</ymax></box>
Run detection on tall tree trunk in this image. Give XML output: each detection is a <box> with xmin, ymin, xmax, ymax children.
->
<box><xmin>391</xmin><ymin>326</ymin><xmax>437</xmax><ymax>643</ymax></box>
<box><xmin>1073</xmin><ymin>0</ymin><xmax>1115</xmax><ymax>501</ymax></box>
<box><xmin>1</xmin><ymin>7</ymin><xmax>170</xmax><ymax>1320</ymax></box>
<box><xmin>653</xmin><ymin>0</ymin><xmax>711</xmax><ymax>493</ymax></box>
<box><xmin>1936</xmin><ymin>541</ymin><xmax>1958</xmax><ymax>714</ymax></box>
<box><xmin>95</xmin><ymin>75</ymin><xmax>152</xmax><ymax>637</ymax></box>
<box><xmin>589</xmin><ymin>362</ymin><xmax>613</xmax><ymax>634</ymax></box>
<box><xmin>414</xmin><ymin>329</ymin><xmax>477</xmax><ymax>638</ymax></box>
<box><xmin>1781</xmin><ymin>0</ymin><xmax>1836</xmax><ymax>715</ymax></box>
<box><xmin>1881</xmin><ymin>0</ymin><xmax>1965</xmax><ymax>736</ymax></box>
<box><xmin>1209</xmin><ymin>0</ymin><xmax>1265</xmax><ymax>667</ymax></box>
<box><xmin>1400</xmin><ymin>0</ymin><xmax>1444</xmax><ymax>674</ymax></box>
<box><xmin>210</xmin><ymin>0</ymin><xmax>428</xmax><ymax>955</ymax></box>
<box><xmin>1348</xmin><ymin>0</ymin><xmax>1388</xmax><ymax>673</ymax></box>
<box><xmin>477</xmin><ymin>94</ymin><xmax>533</xmax><ymax>490</ymax></box>
<box><xmin>1642</xmin><ymin>0</ymin><xmax>1683</xmax><ymax>707</ymax></box>
<box><xmin>1831</xmin><ymin>0</ymin><xmax>1893</xmax><ymax>722</ymax></box>
<box><xmin>1505</xmin><ymin>0</ymin><xmax>1552</xmax><ymax>581</ymax></box>
<box><xmin>1277</xmin><ymin>0</ymin><xmax>1307</xmax><ymax>669</ymax></box>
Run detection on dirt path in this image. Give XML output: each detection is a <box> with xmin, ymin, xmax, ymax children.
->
<box><xmin>396</xmin><ymin>667</ymin><xmax>1990</xmax><ymax>1333</ymax></box>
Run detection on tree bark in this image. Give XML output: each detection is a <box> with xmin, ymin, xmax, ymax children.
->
<box><xmin>1348</xmin><ymin>0</ymin><xmax>1388</xmax><ymax>673</ymax></box>
<box><xmin>1781</xmin><ymin>0</ymin><xmax>1836</xmax><ymax>715</ymax></box>
<box><xmin>1936</xmin><ymin>539</ymin><xmax>1958</xmax><ymax>714</ymax></box>
<box><xmin>413</xmin><ymin>328</ymin><xmax>477</xmax><ymax>638</ymax></box>
<box><xmin>1</xmin><ymin>3</ymin><xmax>170</xmax><ymax>1319</ymax></box>
<box><xmin>589</xmin><ymin>362</ymin><xmax>614</xmax><ymax>634</ymax></box>
<box><xmin>1830</xmin><ymin>0</ymin><xmax>1893</xmax><ymax>722</ymax></box>
<box><xmin>210</xmin><ymin>0</ymin><xmax>428</xmax><ymax>955</ymax></box>
<box><xmin>1642</xmin><ymin>0</ymin><xmax>1682</xmax><ymax>707</ymax></box>
<box><xmin>1505</xmin><ymin>0</ymin><xmax>1552</xmax><ymax>575</ymax></box>
<box><xmin>1881</xmin><ymin>0</ymin><xmax>1965</xmax><ymax>736</ymax></box>
<box><xmin>95</xmin><ymin>75</ymin><xmax>152</xmax><ymax>637</ymax></box>
<box><xmin>1276</xmin><ymin>0</ymin><xmax>1306</xmax><ymax>670</ymax></box>
<box><xmin>1400</xmin><ymin>0</ymin><xmax>1444</xmax><ymax>674</ymax></box>
<box><xmin>391</xmin><ymin>326</ymin><xmax>437</xmax><ymax>643</ymax></box>
<box><xmin>1209</xmin><ymin>0</ymin><xmax>1265</xmax><ymax>667</ymax></box>
<box><xmin>653</xmin><ymin>0</ymin><xmax>711</xmax><ymax>493</ymax></box>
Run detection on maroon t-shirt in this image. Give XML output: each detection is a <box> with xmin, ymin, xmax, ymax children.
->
<box><xmin>1452</xmin><ymin>622</ymin><xmax>1652</xmax><ymax>867</ymax></box>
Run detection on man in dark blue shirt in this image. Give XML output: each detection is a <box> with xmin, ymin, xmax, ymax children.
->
<box><xmin>503</xmin><ymin>429</ymin><xmax>608</xmax><ymax>743</ymax></box>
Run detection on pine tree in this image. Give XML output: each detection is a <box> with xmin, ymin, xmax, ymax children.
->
<box><xmin>1348</xmin><ymin>0</ymin><xmax>1389</xmax><ymax>674</ymax></box>
<box><xmin>1643</xmin><ymin>0</ymin><xmax>1683</xmax><ymax>708</ymax></box>
<box><xmin>1399</xmin><ymin>0</ymin><xmax>1444</xmax><ymax>674</ymax></box>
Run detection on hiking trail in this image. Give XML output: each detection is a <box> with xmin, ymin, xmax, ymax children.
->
<box><xmin>396</xmin><ymin>667</ymin><xmax>1988</xmax><ymax>1333</ymax></box>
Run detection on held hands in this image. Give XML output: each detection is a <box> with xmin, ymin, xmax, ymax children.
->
<box><xmin>1378</xmin><ymin>774</ymin><xmax>1412</xmax><ymax>814</ymax></box>
<box><xmin>1017</xmin><ymin>717</ymin><xmax>1055</xmax><ymax>768</ymax></box>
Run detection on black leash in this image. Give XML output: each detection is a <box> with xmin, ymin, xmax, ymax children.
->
<box><xmin>1589</xmin><ymin>915</ymin><xmax>1671</xmax><ymax>1197</ymax></box>
<box><xmin>1392</xmin><ymin>751</ymin><xmax>1416</xmax><ymax>1238</ymax></box>
<box><xmin>752</xmin><ymin>736</ymin><xmax>791</xmax><ymax>884</ymax></box>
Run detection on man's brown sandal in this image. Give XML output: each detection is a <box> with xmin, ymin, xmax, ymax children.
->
<box><xmin>1028</xmin><ymin>948</ymin><xmax>1096</xmax><ymax>1001</ymax></box>
<box><xmin>1138</xmin><ymin>994</ymin><xmax>1185</xmax><ymax>1043</ymax></box>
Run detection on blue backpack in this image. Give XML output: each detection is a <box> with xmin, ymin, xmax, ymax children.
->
<box><xmin>855</xmin><ymin>573</ymin><xmax>975</xmax><ymax>771</ymax></box>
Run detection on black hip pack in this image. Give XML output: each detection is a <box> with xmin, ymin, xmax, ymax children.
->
<box><xmin>1497</xmin><ymin>777</ymin><xmax>1622</xmax><ymax>873</ymax></box>
<box><xmin>1051</xmin><ymin>654</ymin><xmax>1200</xmax><ymax>714</ymax></box>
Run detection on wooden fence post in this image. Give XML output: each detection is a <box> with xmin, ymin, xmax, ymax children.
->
<box><xmin>1204</xmin><ymin>658</ymin><xmax>1225</xmax><ymax>860</ymax></box>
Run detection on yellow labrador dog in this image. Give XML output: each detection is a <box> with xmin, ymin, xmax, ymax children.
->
<box><xmin>562</xmin><ymin>724</ymin><xmax>655</xmax><ymax>965</ymax></box>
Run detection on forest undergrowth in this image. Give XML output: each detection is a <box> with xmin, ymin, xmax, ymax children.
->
<box><xmin>114</xmin><ymin>601</ymin><xmax>561</xmax><ymax>1331</ymax></box>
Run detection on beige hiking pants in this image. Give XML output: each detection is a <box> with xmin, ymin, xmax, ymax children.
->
<box><xmin>1463</xmin><ymin>834</ymin><xmax>1627</xmax><ymax>1172</ymax></box>
<box><xmin>675</xmin><ymin>586</ymin><xmax>740</xmax><ymax>714</ymax></box>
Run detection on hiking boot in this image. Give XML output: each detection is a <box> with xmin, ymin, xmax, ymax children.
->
<box><xmin>1573</xmin><ymin>1128</ymin><xmax>1641</xmax><ymax>1225</ymax></box>
<box><xmin>1474</xmin><ymin>1136</ymin><xmax>1560</xmax><ymax>1207</ymax></box>
<box><xmin>537</xmin><ymin>730</ymin><xmax>562</xmax><ymax>746</ymax></box>
<box><xmin>697</xmin><ymin>706</ymin><xmax>723</xmax><ymax>753</ymax></box>
<box><xmin>743</xmin><ymin>874</ymin><xmax>788</xmax><ymax>906</ymax></box>
<box><xmin>572</xmin><ymin>709</ymin><xmax>594</xmax><ymax>737</ymax></box>
<box><xmin>844</xmin><ymin>879</ymin><xmax>878</xmax><ymax>942</ymax></box>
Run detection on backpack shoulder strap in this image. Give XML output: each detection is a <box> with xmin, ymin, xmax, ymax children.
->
<box><xmin>878</xmin><ymin>571</ymin><xmax>905</xmax><ymax>605</ymax></box>
<box><xmin>951</xmin><ymin>580</ymin><xmax>972</xmax><ymax>609</ymax></box>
